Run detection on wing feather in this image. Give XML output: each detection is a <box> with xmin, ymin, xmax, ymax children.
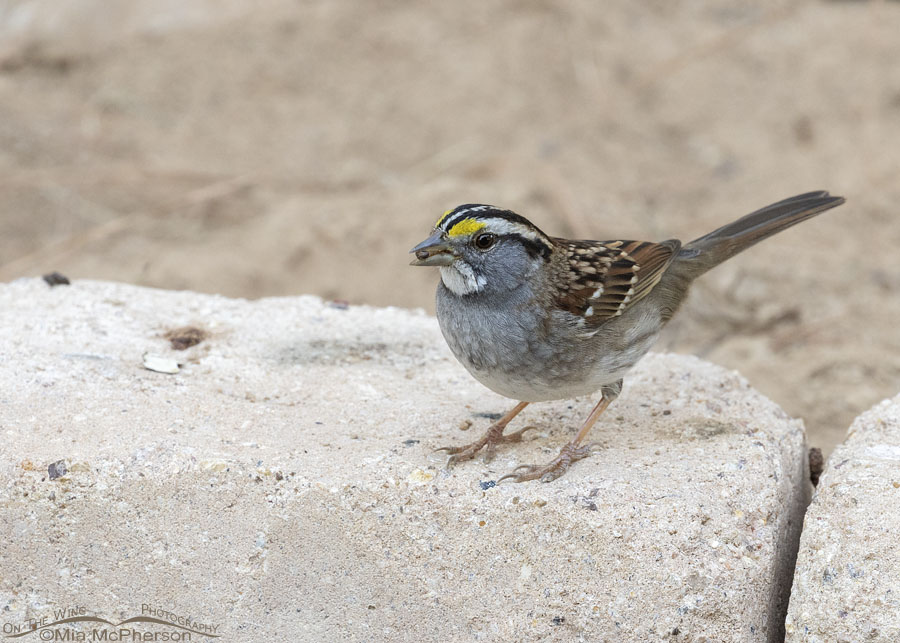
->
<box><xmin>553</xmin><ymin>238</ymin><xmax>681</xmax><ymax>325</ymax></box>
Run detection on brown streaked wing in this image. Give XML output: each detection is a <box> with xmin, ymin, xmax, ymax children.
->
<box><xmin>553</xmin><ymin>238</ymin><xmax>681</xmax><ymax>325</ymax></box>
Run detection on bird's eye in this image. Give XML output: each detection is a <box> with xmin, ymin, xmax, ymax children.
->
<box><xmin>473</xmin><ymin>233</ymin><xmax>497</xmax><ymax>250</ymax></box>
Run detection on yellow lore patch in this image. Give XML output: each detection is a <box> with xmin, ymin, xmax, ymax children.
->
<box><xmin>447</xmin><ymin>218</ymin><xmax>486</xmax><ymax>237</ymax></box>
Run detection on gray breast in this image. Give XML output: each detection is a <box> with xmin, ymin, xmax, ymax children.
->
<box><xmin>435</xmin><ymin>283</ymin><xmax>542</xmax><ymax>374</ymax></box>
<box><xmin>434</xmin><ymin>283</ymin><xmax>664</xmax><ymax>402</ymax></box>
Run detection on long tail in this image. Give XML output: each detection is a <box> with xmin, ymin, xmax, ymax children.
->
<box><xmin>652</xmin><ymin>191</ymin><xmax>845</xmax><ymax>322</ymax></box>
<box><xmin>676</xmin><ymin>190</ymin><xmax>845</xmax><ymax>279</ymax></box>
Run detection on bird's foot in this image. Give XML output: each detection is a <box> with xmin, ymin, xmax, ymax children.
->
<box><xmin>498</xmin><ymin>441</ymin><xmax>599</xmax><ymax>483</ymax></box>
<box><xmin>436</xmin><ymin>424</ymin><xmax>537</xmax><ymax>466</ymax></box>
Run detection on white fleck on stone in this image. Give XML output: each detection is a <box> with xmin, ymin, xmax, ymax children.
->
<box><xmin>520</xmin><ymin>563</ymin><xmax>532</xmax><ymax>581</ymax></box>
<box><xmin>142</xmin><ymin>352</ymin><xmax>179</xmax><ymax>374</ymax></box>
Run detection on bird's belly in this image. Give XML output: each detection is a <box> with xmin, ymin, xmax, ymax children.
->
<box><xmin>464</xmin><ymin>343</ymin><xmax>648</xmax><ymax>402</ymax></box>
<box><xmin>464</xmin><ymin>366</ymin><xmax>613</xmax><ymax>402</ymax></box>
<box><xmin>450</xmin><ymin>318</ymin><xmax>661</xmax><ymax>402</ymax></box>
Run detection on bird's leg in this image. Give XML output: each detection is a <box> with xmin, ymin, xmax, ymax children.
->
<box><xmin>499</xmin><ymin>380</ymin><xmax>622</xmax><ymax>483</ymax></box>
<box><xmin>436</xmin><ymin>401</ymin><xmax>535</xmax><ymax>465</ymax></box>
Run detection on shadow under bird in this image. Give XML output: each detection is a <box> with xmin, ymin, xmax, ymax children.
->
<box><xmin>410</xmin><ymin>192</ymin><xmax>845</xmax><ymax>482</ymax></box>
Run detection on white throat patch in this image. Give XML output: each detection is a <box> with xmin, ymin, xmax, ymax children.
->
<box><xmin>440</xmin><ymin>262</ymin><xmax>486</xmax><ymax>295</ymax></box>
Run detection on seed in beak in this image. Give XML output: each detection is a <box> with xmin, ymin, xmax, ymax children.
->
<box><xmin>415</xmin><ymin>249</ymin><xmax>430</xmax><ymax>261</ymax></box>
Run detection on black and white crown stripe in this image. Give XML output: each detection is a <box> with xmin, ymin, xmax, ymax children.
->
<box><xmin>437</xmin><ymin>205</ymin><xmax>554</xmax><ymax>259</ymax></box>
<box><xmin>436</xmin><ymin>204</ymin><xmax>498</xmax><ymax>231</ymax></box>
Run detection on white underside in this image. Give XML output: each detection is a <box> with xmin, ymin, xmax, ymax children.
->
<box><xmin>465</xmin><ymin>368</ymin><xmax>622</xmax><ymax>402</ymax></box>
<box><xmin>464</xmin><ymin>353</ymin><xmax>645</xmax><ymax>402</ymax></box>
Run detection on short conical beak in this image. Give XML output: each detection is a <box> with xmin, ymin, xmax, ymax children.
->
<box><xmin>409</xmin><ymin>230</ymin><xmax>455</xmax><ymax>266</ymax></box>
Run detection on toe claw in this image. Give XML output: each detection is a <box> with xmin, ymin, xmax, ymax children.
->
<box><xmin>435</xmin><ymin>421</ymin><xmax>536</xmax><ymax>468</ymax></box>
<box><xmin>502</xmin><ymin>425</ymin><xmax>537</xmax><ymax>443</ymax></box>
<box><xmin>433</xmin><ymin>445</ymin><xmax>460</xmax><ymax>455</ymax></box>
<box><xmin>496</xmin><ymin>440</ymin><xmax>599</xmax><ymax>483</ymax></box>
<box><xmin>497</xmin><ymin>464</ymin><xmax>541</xmax><ymax>484</ymax></box>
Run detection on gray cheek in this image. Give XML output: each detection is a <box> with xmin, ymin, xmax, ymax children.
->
<box><xmin>473</xmin><ymin>245</ymin><xmax>537</xmax><ymax>294</ymax></box>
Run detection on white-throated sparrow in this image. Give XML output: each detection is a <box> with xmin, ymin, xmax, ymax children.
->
<box><xmin>410</xmin><ymin>192</ymin><xmax>844</xmax><ymax>482</ymax></box>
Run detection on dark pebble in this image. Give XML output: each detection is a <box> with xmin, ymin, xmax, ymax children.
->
<box><xmin>43</xmin><ymin>272</ymin><xmax>70</xmax><ymax>286</ymax></box>
<box><xmin>48</xmin><ymin>460</ymin><xmax>67</xmax><ymax>480</ymax></box>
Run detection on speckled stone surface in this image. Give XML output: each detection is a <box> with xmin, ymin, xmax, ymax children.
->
<box><xmin>785</xmin><ymin>394</ymin><xmax>900</xmax><ymax>642</ymax></box>
<box><xmin>0</xmin><ymin>279</ymin><xmax>810</xmax><ymax>642</ymax></box>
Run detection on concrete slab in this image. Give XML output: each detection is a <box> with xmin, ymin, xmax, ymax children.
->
<box><xmin>785</xmin><ymin>394</ymin><xmax>900</xmax><ymax>642</ymax></box>
<box><xmin>0</xmin><ymin>279</ymin><xmax>810</xmax><ymax>641</ymax></box>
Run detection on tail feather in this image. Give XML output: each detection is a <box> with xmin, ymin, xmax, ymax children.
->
<box><xmin>677</xmin><ymin>191</ymin><xmax>845</xmax><ymax>278</ymax></box>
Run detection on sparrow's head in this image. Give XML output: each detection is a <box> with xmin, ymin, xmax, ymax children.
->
<box><xmin>410</xmin><ymin>204</ymin><xmax>553</xmax><ymax>296</ymax></box>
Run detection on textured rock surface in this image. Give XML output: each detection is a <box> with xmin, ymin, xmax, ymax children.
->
<box><xmin>785</xmin><ymin>394</ymin><xmax>900</xmax><ymax>642</ymax></box>
<box><xmin>0</xmin><ymin>279</ymin><xmax>810</xmax><ymax>641</ymax></box>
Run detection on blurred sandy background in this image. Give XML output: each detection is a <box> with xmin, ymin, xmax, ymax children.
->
<box><xmin>1</xmin><ymin>0</ymin><xmax>898</xmax><ymax>455</ymax></box>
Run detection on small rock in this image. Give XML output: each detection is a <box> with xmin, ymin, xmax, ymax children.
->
<box><xmin>42</xmin><ymin>272</ymin><xmax>70</xmax><ymax>286</ymax></box>
<box><xmin>808</xmin><ymin>447</ymin><xmax>824</xmax><ymax>486</ymax></box>
<box><xmin>48</xmin><ymin>460</ymin><xmax>67</xmax><ymax>480</ymax></box>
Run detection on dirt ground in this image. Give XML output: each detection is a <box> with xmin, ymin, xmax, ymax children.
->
<box><xmin>2</xmin><ymin>0</ymin><xmax>899</xmax><ymax>456</ymax></box>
